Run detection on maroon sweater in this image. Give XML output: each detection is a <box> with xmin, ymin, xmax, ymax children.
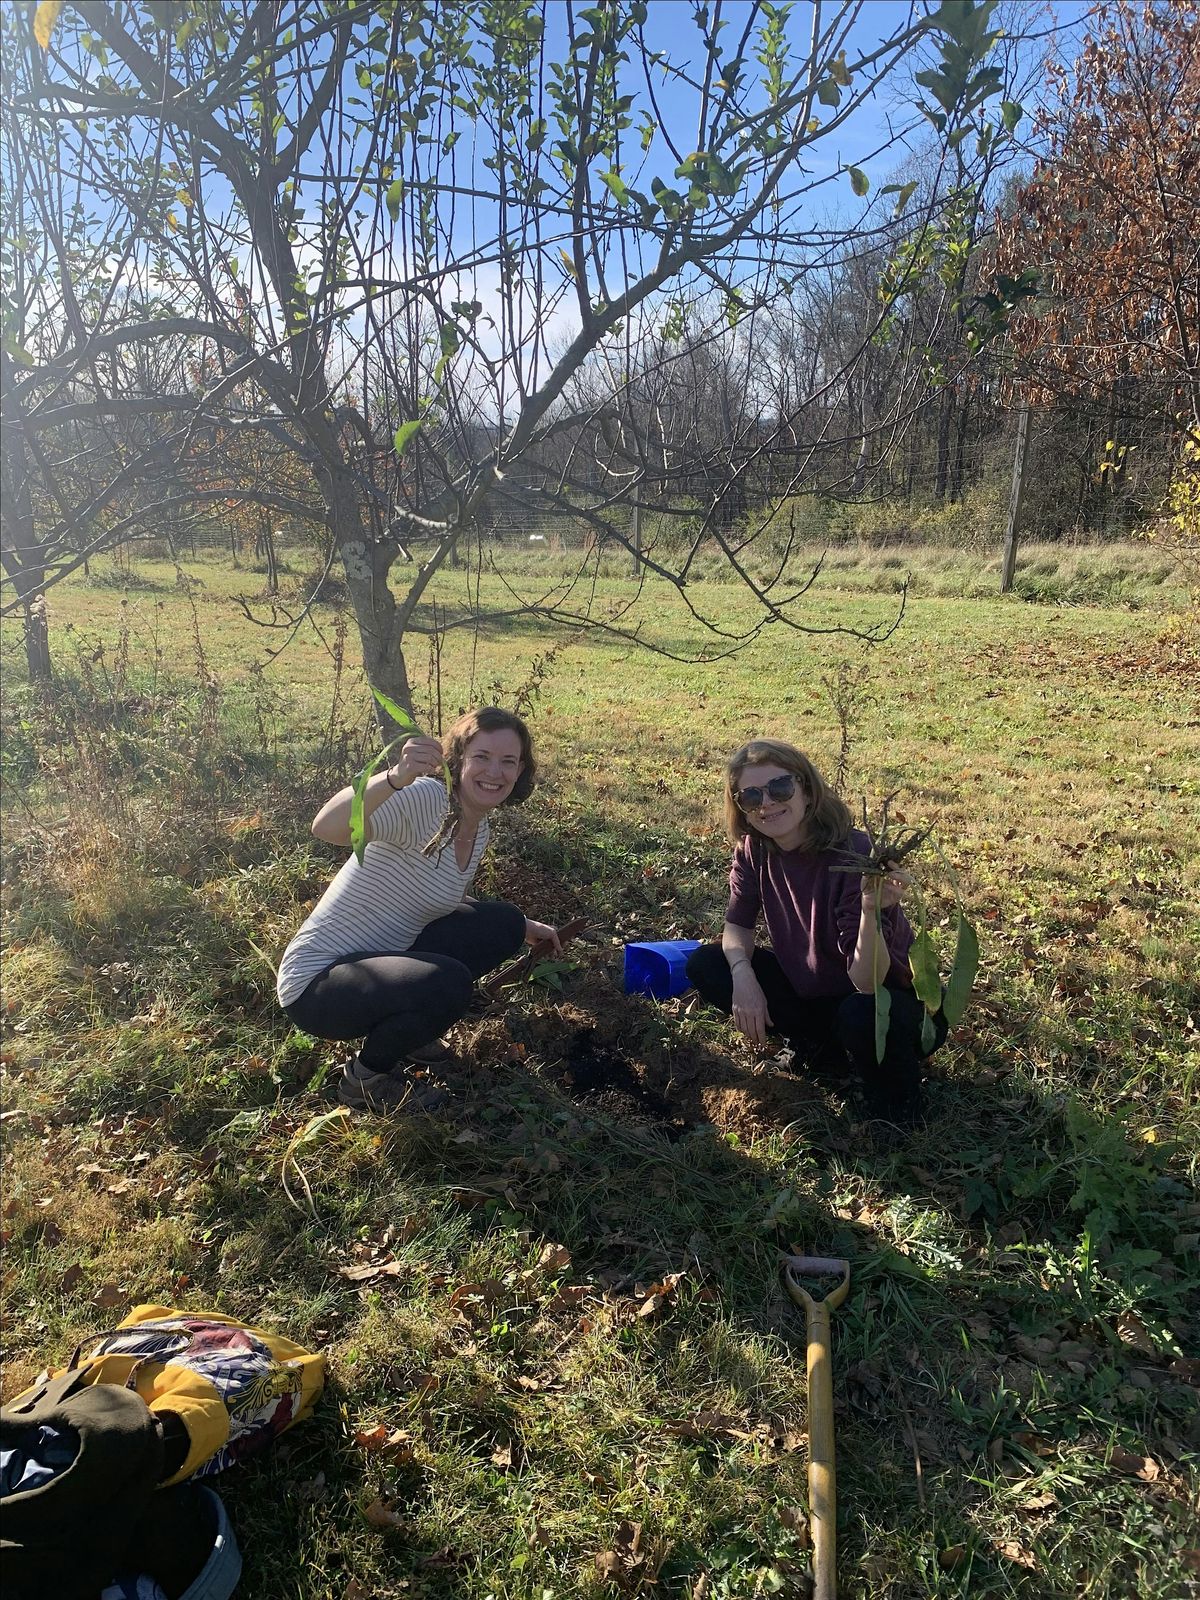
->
<box><xmin>724</xmin><ymin>829</ymin><xmax>914</xmax><ymax>999</ymax></box>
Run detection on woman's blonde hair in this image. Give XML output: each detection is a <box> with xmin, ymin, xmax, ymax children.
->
<box><xmin>723</xmin><ymin>739</ymin><xmax>852</xmax><ymax>852</ymax></box>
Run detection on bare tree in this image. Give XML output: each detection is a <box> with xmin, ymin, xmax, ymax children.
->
<box><xmin>3</xmin><ymin>0</ymin><xmax>1029</xmax><ymax>709</ymax></box>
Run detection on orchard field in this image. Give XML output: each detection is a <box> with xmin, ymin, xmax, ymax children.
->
<box><xmin>1</xmin><ymin>545</ymin><xmax>1197</xmax><ymax>1599</ymax></box>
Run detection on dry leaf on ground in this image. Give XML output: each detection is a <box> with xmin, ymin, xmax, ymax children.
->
<box><xmin>1107</xmin><ymin>1444</ymin><xmax>1160</xmax><ymax>1481</ymax></box>
<box><xmin>363</xmin><ymin>1495</ymin><xmax>405</xmax><ymax>1530</ymax></box>
<box><xmin>994</xmin><ymin>1539</ymin><xmax>1037</xmax><ymax>1569</ymax></box>
<box><xmin>1115</xmin><ymin>1309</ymin><xmax>1157</xmax><ymax>1355</ymax></box>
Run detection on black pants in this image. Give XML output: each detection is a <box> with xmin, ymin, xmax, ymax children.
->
<box><xmin>284</xmin><ymin>900</ymin><xmax>526</xmax><ymax>1071</ymax></box>
<box><xmin>686</xmin><ymin>943</ymin><xmax>946</xmax><ymax>1118</ymax></box>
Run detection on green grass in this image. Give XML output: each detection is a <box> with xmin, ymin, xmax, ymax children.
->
<box><xmin>2</xmin><ymin>545</ymin><xmax>1197</xmax><ymax>1599</ymax></box>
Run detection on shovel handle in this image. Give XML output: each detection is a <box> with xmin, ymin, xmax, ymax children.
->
<box><xmin>806</xmin><ymin>1299</ymin><xmax>838</xmax><ymax>1600</ymax></box>
<box><xmin>781</xmin><ymin>1256</ymin><xmax>850</xmax><ymax>1600</ymax></box>
<box><xmin>480</xmin><ymin>918</ymin><xmax>588</xmax><ymax>999</ymax></box>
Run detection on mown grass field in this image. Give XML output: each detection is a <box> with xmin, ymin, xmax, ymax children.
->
<box><xmin>2</xmin><ymin>541</ymin><xmax>1197</xmax><ymax>1599</ymax></box>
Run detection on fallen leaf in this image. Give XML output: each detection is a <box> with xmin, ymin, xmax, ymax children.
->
<box><xmin>615</xmin><ymin>1519</ymin><xmax>644</xmax><ymax>1563</ymax></box>
<box><xmin>92</xmin><ymin>1282</ymin><xmax>123</xmax><ymax>1309</ymax></box>
<box><xmin>491</xmin><ymin>1440</ymin><xmax>514</xmax><ymax>1471</ymax></box>
<box><xmin>1019</xmin><ymin>1491</ymin><xmax>1057</xmax><ymax>1513</ymax></box>
<box><xmin>761</xmin><ymin>1416</ymin><xmax>806</xmax><ymax>1453</ymax></box>
<box><xmin>662</xmin><ymin>1411</ymin><xmax>750</xmax><ymax>1441</ymax></box>
<box><xmin>538</xmin><ymin>1243</ymin><xmax>572</xmax><ymax>1273</ymax></box>
<box><xmin>353</xmin><ymin>1425</ymin><xmax>414</xmax><ymax>1462</ymax></box>
<box><xmin>335</xmin><ymin>1259</ymin><xmax>406</xmax><ymax>1284</ymax></box>
<box><xmin>776</xmin><ymin>1505</ymin><xmax>809</xmax><ymax>1545</ymax></box>
<box><xmin>363</xmin><ymin>1494</ymin><xmax>405</xmax><ymax>1530</ymax></box>
<box><xmin>637</xmin><ymin>1291</ymin><xmax>669</xmax><ymax>1320</ymax></box>
<box><xmin>938</xmin><ymin>1545</ymin><xmax>967</xmax><ymax>1571</ymax></box>
<box><xmin>344</xmin><ymin>1582</ymin><xmax>372</xmax><ymax>1600</ymax></box>
<box><xmin>545</xmin><ymin>1284</ymin><xmax>587</xmax><ymax>1313</ymax></box>
<box><xmin>994</xmin><ymin>1539</ymin><xmax>1037</xmax><ymax>1569</ymax></box>
<box><xmin>1115</xmin><ymin>1309</ymin><xmax>1156</xmax><ymax>1355</ymax></box>
<box><xmin>60</xmin><ymin>1263</ymin><xmax>84</xmax><ymax>1292</ymax></box>
<box><xmin>595</xmin><ymin>1551</ymin><xmax>623</xmax><ymax>1581</ymax></box>
<box><xmin>1107</xmin><ymin>1444</ymin><xmax>1159</xmax><ymax>1481</ymax></box>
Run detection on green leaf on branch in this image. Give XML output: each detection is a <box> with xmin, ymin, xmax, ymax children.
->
<box><xmin>385</xmin><ymin>178</ymin><xmax>404</xmax><ymax>222</ymax></box>
<box><xmin>1001</xmin><ymin>100</ymin><xmax>1024</xmax><ymax>132</ymax></box>
<box><xmin>848</xmin><ymin>166</ymin><xmax>869</xmax><ymax>197</ymax></box>
<box><xmin>393</xmin><ymin>419</ymin><xmax>423</xmax><ymax>455</ymax></box>
<box><xmin>942</xmin><ymin>909</ymin><xmax>980</xmax><ymax>1027</ymax></box>
<box><xmin>601</xmin><ymin>169</ymin><xmax>630</xmax><ymax>205</ymax></box>
<box><xmin>881</xmin><ymin>179</ymin><xmax>919</xmax><ymax>215</ymax></box>
<box><xmin>432</xmin><ymin>321</ymin><xmax>460</xmax><ymax>384</ymax></box>
<box><xmin>816</xmin><ymin>78</ymin><xmax>840</xmax><ymax>107</ymax></box>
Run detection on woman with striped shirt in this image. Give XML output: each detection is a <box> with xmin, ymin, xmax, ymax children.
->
<box><xmin>278</xmin><ymin>707</ymin><xmax>559</xmax><ymax>1112</ymax></box>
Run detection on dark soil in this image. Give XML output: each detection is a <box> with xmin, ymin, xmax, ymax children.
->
<box><xmin>458</xmin><ymin>959</ymin><xmax>835</xmax><ymax>1143</ymax></box>
<box><xmin>554</xmin><ymin>1027</ymin><xmax>687</xmax><ymax>1135</ymax></box>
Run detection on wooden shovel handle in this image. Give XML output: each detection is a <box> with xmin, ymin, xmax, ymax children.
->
<box><xmin>480</xmin><ymin>917</ymin><xmax>589</xmax><ymax>999</ymax></box>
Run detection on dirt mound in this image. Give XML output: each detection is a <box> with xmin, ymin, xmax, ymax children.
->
<box><xmin>458</xmin><ymin>961</ymin><xmax>835</xmax><ymax>1142</ymax></box>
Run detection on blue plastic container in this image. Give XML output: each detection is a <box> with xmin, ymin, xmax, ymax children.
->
<box><xmin>623</xmin><ymin>939</ymin><xmax>701</xmax><ymax>1000</ymax></box>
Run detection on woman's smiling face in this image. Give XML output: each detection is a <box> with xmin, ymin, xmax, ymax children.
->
<box><xmin>734</xmin><ymin>762</ymin><xmax>809</xmax><ymax>850</ymax></box>
<box><xmin>458</xmin><ymin>727</ymin><xmax>525</xmax><ymax>813</ymax></box>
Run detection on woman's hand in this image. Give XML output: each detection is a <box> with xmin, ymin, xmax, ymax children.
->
<box><xmin>524</xmin><ymin>917</ymin><xmax>563</xmax><ymax>954</ymax></box>
<box><xmin>388</xmin><ymin>734</ymin><xmax>445</xmax><ymax>789</ymax></box>
<box><xmin>731</xmin><ymin>967</ymin><xmax>773</xmax><ymax>1047</ymax></box>
<box><xmin>861</xmin><ymin>863</ymin><xmax>909</xmax><ymax>912</ymax></box>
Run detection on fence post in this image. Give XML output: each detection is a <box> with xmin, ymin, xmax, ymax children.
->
<box><xmin>1001</xmin><ymin>404</ymin><xmax>1030</xmax><ymax>593</ymax></box>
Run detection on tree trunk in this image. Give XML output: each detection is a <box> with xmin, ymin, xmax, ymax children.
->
<box><xmin>934</xmin><ymin>390</ymin><xmax>953</xmax><ymax>501</ymax></box>
<box><xmin>951</xmin><ymin>397</ymin><xmax>970</xmax><ymax>503</ymax></box>
<box><xmin>0</xmin><ymin>402</ymin><xmax>53</xmax><ymax>685</ymax></box>
<box><xmin>24</xmin><ymin>591</ymin><xmax>51</xmax><ymax>684</ymax></box>
<box><xmin>325</xmin><ymin>471</ymin><xmax>412</xmax><ymax>733</ymax></box>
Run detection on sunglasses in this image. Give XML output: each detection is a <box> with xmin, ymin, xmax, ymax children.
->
<box><xmin>735</xmin><ymin>774</ymin><xmax>797</xmax><ymax>812</ymax></box>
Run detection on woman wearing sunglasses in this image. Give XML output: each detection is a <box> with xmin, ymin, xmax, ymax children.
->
<box><xmin>686</xmin><ymin>739</ymin><xmax>946</xmax><ymax>1122</ymax></box>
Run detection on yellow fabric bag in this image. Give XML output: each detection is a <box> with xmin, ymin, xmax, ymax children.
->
<box><xmin>18</xmin><ymin>1304</ymin><xmax>325</xmax><ymax>1486</ymax></box>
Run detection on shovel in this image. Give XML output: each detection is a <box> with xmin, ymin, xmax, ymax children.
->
<box><xmin>479</xmin><ymin>917</ymin><xmax>588</xmax><ymax>1000</ymax></box>
<box><xmin>782</xmin><ymin>1254</ymin><xmax>851</xmax><ymax>1600</ymax></box>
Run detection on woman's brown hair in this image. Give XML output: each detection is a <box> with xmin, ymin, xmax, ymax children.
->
<box><xmin>723</xmin><ymin>739</ymin><xmax>852</xmax><ymax>853</ymax></box>
<box><xmin>423</xmin><ymin>707</ymin><xmax>536</xmax><ymax>855</ymax></box>
<box><xmin>443</xmin><ymin>706</ymin><xmax>536</xmax><ymax>805</ymax></box>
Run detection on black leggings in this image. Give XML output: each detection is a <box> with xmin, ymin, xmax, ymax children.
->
<box><xmin>284</xmin><ymin>900</ymin><xmax>526</xmax><ymax>1071</ymax></box>
<box><xmin>686</xmin><ymin>943</ymin><xmax>946</xmax><ymax>1117</ymax></box>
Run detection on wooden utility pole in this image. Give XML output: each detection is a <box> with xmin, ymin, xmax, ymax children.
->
<box><xmin>630</xmin><ymin>499</ymin><xmax>640</xmax><ymax>576</ymax></box>
<box><xmin>1001</xmin><ymin>404</ymin><xmax>1030</xmax><ymax>593</ymax></box>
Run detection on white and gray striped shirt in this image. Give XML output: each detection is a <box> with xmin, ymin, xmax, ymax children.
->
<box><xmin>276</xmin><ymin>778</ymin><xmax>489</xmax><ymax>1007</ymax></box>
